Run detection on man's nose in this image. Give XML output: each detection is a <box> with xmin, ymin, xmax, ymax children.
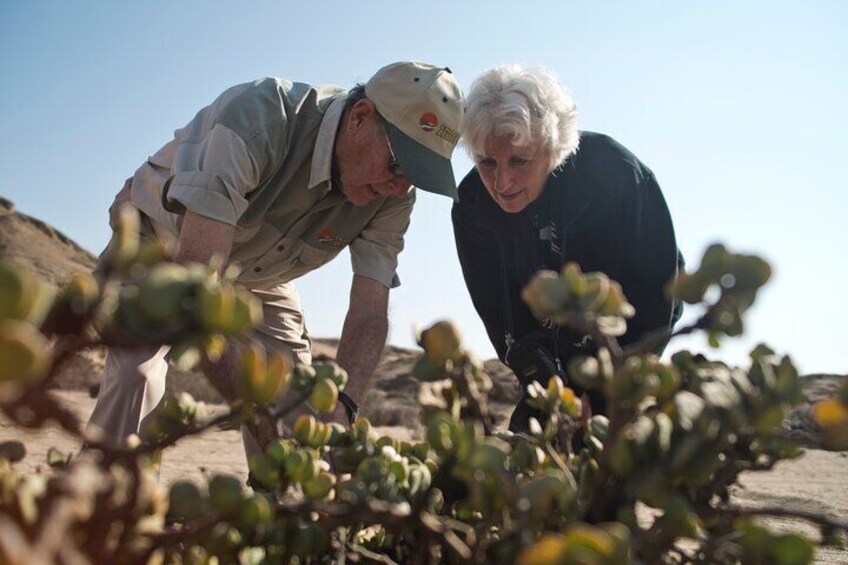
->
<box><xmin>388</xmin><ymin>176</ymin><xmax>413</xmax><ymax>196</ymax></box>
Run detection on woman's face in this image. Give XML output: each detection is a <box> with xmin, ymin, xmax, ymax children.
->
<box><xmin>474</xmin><ymin>135</ymin><xmax>552</xmax><ymax>213</ymax></box>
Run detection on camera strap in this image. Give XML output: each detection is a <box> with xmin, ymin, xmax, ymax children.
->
<box><xmin>502</xmin><ymin>184</ymin><xmax>567</xmax><ymax>362</ymax></box>
<box><xmin>501</xmin><ymin>177</ymin><xmax>590</xmax><ymax>367</ymax></box>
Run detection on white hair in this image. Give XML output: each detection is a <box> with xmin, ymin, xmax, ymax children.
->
<box><xmin>462</xmin><ymin>65</ymin><xmax>580</xmax><ymax>169</ymax></box>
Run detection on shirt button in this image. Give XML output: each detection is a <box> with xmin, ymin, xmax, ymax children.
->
<box><xmin>253</xmin><ymin>267</ymin><xmax>262</xmax><ymax>273</ymax></box>
<box><xmin>277</xmin><ymin>245</ymin><xmax>284</xmax><ymax>251</ymax></box>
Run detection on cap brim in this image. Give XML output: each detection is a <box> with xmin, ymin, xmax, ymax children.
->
<box><xmin>385</xmin><ymin>123</ymin><xmax>458</xmax><ymax>200</ymax></box>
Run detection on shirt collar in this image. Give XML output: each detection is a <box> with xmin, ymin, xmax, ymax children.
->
<box><xmin>308</xmin><ymin>93</ymin><xmax>348</xmax><ymax>189</ymax></box>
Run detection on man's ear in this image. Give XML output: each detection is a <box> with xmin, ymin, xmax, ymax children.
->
<box><xmin>345</xmin><ymin>98</ymin><xmax>377</xmax><ymax>130</ymax></box>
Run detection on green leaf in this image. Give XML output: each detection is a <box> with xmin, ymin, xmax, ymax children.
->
<box><xmin>770</xmin><ymin>534</ymin><xmax>814</xmax><ymax>565</ymax></box>
<box><xmin>168</xmin><ymin>481</ymin><xmax>205</xmax><ymax>521</ymax></box>
<box><xmin>46</xmin><ymin>447</ymin><xmax>69</xmax><ymax>469</ymax></box>
<box><xmin>169</xmin><ymin>343</ymin><xmax>201</xmax><ymax>371</ymax></box>
<box><xmin>671</xmin><ymin>391</ymin><xmax>705</xmax><ymax>431</ymax></box>
<box><xmin>0</xmin><ymin>440</ymin><xmax>25</xmax><ymax>462</ymax></box>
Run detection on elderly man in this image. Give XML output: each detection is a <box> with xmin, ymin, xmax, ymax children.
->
<box><xmin>89</xmin><ymin>61</ymin><xmax>463</xmax><ymax>453</ymax></box>
<box><xmin>452</xmin><ymin>65</ymin><xmax>682</xmax><ymax>432</ymax></box>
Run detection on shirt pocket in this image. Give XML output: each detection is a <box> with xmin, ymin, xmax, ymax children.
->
<box><xmin>293</xmin><ymin>242</ymin><xmax>341</xmax><ymax>268</ymax></box>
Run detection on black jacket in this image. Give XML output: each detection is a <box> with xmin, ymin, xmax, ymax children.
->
<box><xmin>452</xmin><ymin>132</ymin><xmax>682</xmax><ymax>369</ymax></box>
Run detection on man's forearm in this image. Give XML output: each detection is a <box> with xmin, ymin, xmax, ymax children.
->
<box><xmin>177</xmin><ymin>210</ymin><xmax>240</xmax><ymax>401</ymax></box>
<box><xmin>335</xmin><ymin>311</ymin><xmax>388</xmax><ymax>405</ymax></box>
<box><xmin>175</xmin><ymin>210</ymin><xmax>235</xmax><ymax>269</ymax></box>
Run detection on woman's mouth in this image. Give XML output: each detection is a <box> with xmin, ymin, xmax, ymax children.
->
<box><xmin>498</xmin><ymin>190</ymin><xmax>523</xmax><ymax>202</ymax></box>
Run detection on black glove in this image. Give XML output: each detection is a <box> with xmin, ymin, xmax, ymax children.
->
<box><xmin>505</xmin><ymin>332</ymin><xmax>602</xmax><ymax>434</ymax></box>
<box><xmin>505</xmin><ymin>332</ymin><xmax>562</xmax><ymax>387</ymax></box>
<box><xmin>505</xmin><ymin>333</ymin><xmax>561</xmax><ymax>434</ymax></box>
<box><xmin>337</xmin><ymin>391</ymin><xmax>359</xmax><ymax>425</ymax></box>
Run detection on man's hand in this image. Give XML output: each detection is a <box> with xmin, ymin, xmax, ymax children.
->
<box><xmin>108</xmin><ymin>178</ymin><xmax>133</xmax><ymax>229</ymax></box>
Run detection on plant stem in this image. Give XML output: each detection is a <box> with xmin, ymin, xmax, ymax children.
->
<box><xmin>721</xmin><ymin>505</ymin><xmax>848</xmax><ymax>534</ymax></box>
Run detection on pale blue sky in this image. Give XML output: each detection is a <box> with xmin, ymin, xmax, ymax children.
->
<box><xmin>1</xmin><ymin>2</ymin><xmax>845</xmax><ymax>375</ymax></box>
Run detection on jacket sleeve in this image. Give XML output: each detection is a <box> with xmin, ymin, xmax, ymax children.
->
<box><xmin>451</xmin><ymin>197</ymin><xmax>510</xmax><ymax>362</ymax></box>
<box><xmin>617</xmin><ymin>169</ymin><xmax>680</xmax><ymax>351</ymax></box>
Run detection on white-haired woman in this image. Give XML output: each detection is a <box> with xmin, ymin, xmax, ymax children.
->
<box><xmin>452</xmin><ymin>65</ymin><xmax>683</xmax><ymax>432</ymax></box>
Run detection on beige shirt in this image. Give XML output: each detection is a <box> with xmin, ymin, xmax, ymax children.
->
<box><xmin>128</xmin><ymin>78</ymin><xmax>414</xmax><ymax>289</ymax></box>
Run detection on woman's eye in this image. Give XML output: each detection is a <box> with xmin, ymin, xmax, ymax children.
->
<box><xmin>478</xmin><ymin>158</ymin><xmax>496</xmax><ymax>168</ymax></box>
<box><xmin>510</xmin><ymin>157</ymin><xmax>528</xmax><ymax>166</ymax></box>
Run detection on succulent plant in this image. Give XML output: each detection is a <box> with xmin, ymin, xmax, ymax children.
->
<box><xmin>0</xmin><ymin>239</ymin><xmax>844</xmax><ymax>564</ymax></box>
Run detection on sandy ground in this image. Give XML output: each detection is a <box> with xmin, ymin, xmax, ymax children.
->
<box><xmin>2</xmin><ymin>390</ymin><xmax>846</xmax><ymax>564</ymax></box>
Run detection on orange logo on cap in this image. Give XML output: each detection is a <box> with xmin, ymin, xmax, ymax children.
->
<box><xmin>419</xmin><ymin>112</ymin><xmax>438</xmax><ymax>132</ymax></box>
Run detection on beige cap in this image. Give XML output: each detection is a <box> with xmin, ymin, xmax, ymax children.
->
<box><xmin>365</xmin><ymin>61</ymin><xmax>463</xmax><ymax>199</ymax></box>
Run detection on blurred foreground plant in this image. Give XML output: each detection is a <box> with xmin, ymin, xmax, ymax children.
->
<box><xmin>0</xmin><ymin>213</ymin><xmax>845</xmax><ymax>564</ymax></box>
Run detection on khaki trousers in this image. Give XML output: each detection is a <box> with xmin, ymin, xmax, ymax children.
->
<box><xmin>86</xmin><ymin>281</ymin><xmax>313</xmax><ymax>460</ymax></box>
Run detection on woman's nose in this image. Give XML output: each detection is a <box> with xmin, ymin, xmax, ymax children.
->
<box><xmin>494</xmin><ymin>168</ymin><xmax>512</xmax><ymax>193</ymax></box>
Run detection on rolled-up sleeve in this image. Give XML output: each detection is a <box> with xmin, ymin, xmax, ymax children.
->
<box><xmin>163</xmin><ymin>124</ymin><xmax>259</xmax><ymax>226</ymax></box>
<box><xmin>350</xmin><ymin>191</ymin><xmax>415</xmax><ymax>289</ymax></box>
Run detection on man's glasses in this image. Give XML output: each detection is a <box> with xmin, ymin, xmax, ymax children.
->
<box><xmin>381</xmin><ymin>122</ymin><xmax>404</xmax><ymax>178</ymax></box>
